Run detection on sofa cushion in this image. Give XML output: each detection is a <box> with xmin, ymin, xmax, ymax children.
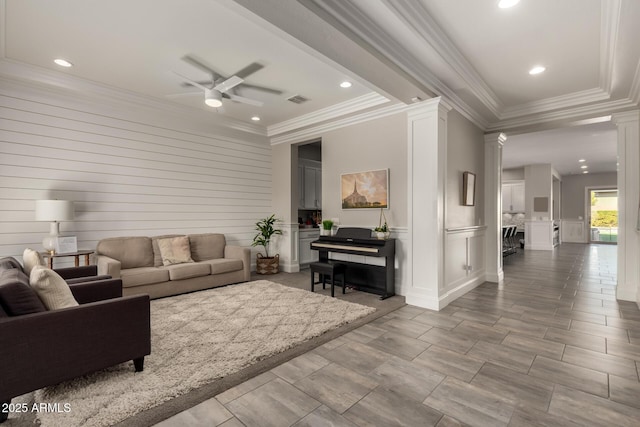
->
<box><xmin>151</xmin><ymin>234</ymin><xmax>184</xmax><ymax>267</ymax></box>
<box><xmin>157</xmin><ymin>236</ymin><xmax>194</xmax><ymax>266</ymax></box>
<box><xmin>23</xmin><ymin>248</ymin><xmax>45</xmax><ymax>275</ymax></box>
<box><xmin>97</xmin><ymin>236</ymin><xmax>154</xmax><ymax>269</ymax></box>
<box><xmin>120</xmin><ymin>267</ymin><xmax>170</xmax><ymax>288</ymax></box>
<box><xmin>0</xmin><ymin>269</ymin><xmax>47</xmax><ymax>316</ymax></box>
<box><xmin>0</xmin><ymin>256</ymin><xmax>23</xmax><ymax>274</ymax></box>
<box><xmin>164</xmin><ymin>262</ymin><xmax>210</xmax><ymax>281</ymax></box>
<box><xmin>203</xmin><ymin>258</ymin><xmax>243</xmax><ymax>275</ymax></box>
<box><xmin>189</xmin><ymin>233</ymin><xmax>226</xmax><ymax>261</ymax></box>
<box><xmin>29</xmin><ymin>265</ymin><xmax>79</xmax><ymax>311</ymax></box>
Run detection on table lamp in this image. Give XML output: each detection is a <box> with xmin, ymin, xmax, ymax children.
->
<box><xmin>35</xmin><ymin>200</ymin><xmax>74</xmax><ymax>254</ymax></box>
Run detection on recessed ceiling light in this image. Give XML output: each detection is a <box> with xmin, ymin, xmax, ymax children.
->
<box><xmin>578</xmin><ymin>159</ymin><xmax>586</xmax><ymax>162</ymax></box>
<box><xmin>583</xmin><ymin>171</ymin><xmax>589</xmax><ymax>174</ymax></box>
<box><xmin>498</xmin><ymin>0</ymin><xmax>520</xmax><ymax>8</ymax></box>
<box><xmin>340</xmin><ymin>81</ymin><xmax>352</xmax><ymax>88</ymax></box>
<box><xmin>529</xmin><ymin>66</ymin><xmax>546</xmax><ymax>75</ymax></box>
<box><xmin>251</xmin><ymin>116</ymin><xmax>261</xmax><ymax>121</ymax></box>
<box><xmin>54</xmin><ymin>58</ymin><xmax>73</xmax><ymax>67</ymax></box>
<box><xmin>581</xmin><ymin>165</ymin><xmax>588</xmax><ymax>169</ymax></box>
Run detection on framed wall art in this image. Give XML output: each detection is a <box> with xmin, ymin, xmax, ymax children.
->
<box><xmin>462</xmin><ymin>171</ymin><xmax>476</xmax><ymax>206</ymax></box>
<box><xmin>341</xmin><ymin>169</ymin><xmax>389</xmax><ymax>209</ymax></box>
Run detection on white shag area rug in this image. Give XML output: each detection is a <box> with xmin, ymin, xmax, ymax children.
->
<box><xmin>27</xmin><ymin>280</ymin><xmax>375</xmax><ymax>427</ymax></box>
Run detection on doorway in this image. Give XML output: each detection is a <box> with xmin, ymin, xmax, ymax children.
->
<box><xmin>587</xmin><ymin>187</ymin><xmax>618</xmax><ymax>244</ymax></box>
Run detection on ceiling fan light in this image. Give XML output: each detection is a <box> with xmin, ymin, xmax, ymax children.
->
<box><xmin>204</xmin><ymin>89</ymin><xmax>223</xmax><ymax>108</ymax></box>
<box><xmin>498</xmin><ymin>0</ymin><xmax>520</xmax><ymax>8</ymax></box>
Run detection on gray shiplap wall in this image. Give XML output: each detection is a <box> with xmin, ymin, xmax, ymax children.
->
<box><xmin>0</xmin><ymin>85</ymin><xmax>272</xmax><ymax>266</ymax></box>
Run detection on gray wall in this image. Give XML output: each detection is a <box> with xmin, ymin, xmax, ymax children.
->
<box><xmin>446</xmin><ymin>109</ymin><xmax>485</xmax><ymax>228</ymax></box>
<box><xmin>503</xmin><ymin>168</ymin><xmax>525</xmax><ymax>181</ymax></box>
<box><xmin>0</xmin><ymin>82</ymin><xmax>272</xmax><ymax>265</ymax></box>
<box><xmin>321</xmin><ymin>112</ymin><xmax>407</xmax><ymax>228</ymax></box>
<box><xmin>561</xmin><ymin>172</ymin><xmax>617</xmax><ymax>219</ymax></box>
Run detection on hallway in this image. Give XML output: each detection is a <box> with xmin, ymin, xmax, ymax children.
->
<box><xmin>157</xmin><ymin>243</ymin><xmax>640</xmax><ymax>426</ymax></box>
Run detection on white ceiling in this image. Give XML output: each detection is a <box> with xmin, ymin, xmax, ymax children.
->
<box><xmin>2</xmin><ymin>0</ymin><xmax>375</xmax><ymax>127</ymax></box>
<box><xmin>2</xmin><ymin>0</ymin><xmax>638</xmax><ymax>175</ymax></box>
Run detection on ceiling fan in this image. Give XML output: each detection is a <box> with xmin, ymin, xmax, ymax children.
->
<box><xmin>171</xmin><ymin>55</ymin><xmax>282</xmax><ymax>108</ymax></box>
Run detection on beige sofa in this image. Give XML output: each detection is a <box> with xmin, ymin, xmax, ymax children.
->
<box><xmin>94</xmin><ymin>233</ymin><xmax>250</xmax><ymax>299</ymax></box>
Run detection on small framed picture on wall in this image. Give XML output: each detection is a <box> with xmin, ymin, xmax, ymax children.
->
<box><xmin>462</xmin><ymin>171</ymin><xmax>476</xmax><ymax>206</ymax></box>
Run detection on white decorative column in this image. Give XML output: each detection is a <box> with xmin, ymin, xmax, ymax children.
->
<box><xmin>484</xmin><ymin>133</ymin><xmax>506</xmax><ymax>283</ymax></box>
<box><xmin>406</xmin><ymin>97</ymin><xmax>451</xmax><ymax>310</ymax></box>
<box><xmin>612</xmin><ymin>110</ymin><xmax>640</xmax><ymax>303</ymax></box>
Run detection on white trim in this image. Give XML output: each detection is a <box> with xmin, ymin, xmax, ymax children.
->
<box><xmin>0</xmin><ymin>0</ymin><xmax>6</xmax><ymax>59</ymax></box>
<box><xmin>383</xmin><ymin>0</ymin><xmax>502</xmax><ymax>117</ymax></box>
<box><xmin>270</xmin><ymin>97</ymin><xmax>450</xmax><ymax>145</ymax></box>
<box><xmin>500</xmin><ymin>88</ymin><xmax>610</xmax><ymax>120</ymax></box>
<box><xmin>487</xmin><ymin>98</ymin><xmax>637</xmax><ymax>132</ymax></box>
<box><xmin>630</xmin><ymin>60</ymin><xmax>640</xmax><ymax>105</ymax></box>
<box><xmin>446</xmin><ymin>225</ymin><xmax>488</xmax><ymax>233</ymax></box>
<box><xmin>267</xmin><ymin>92</ymin><xmax>389</xmax><ymax>137</ymax></box>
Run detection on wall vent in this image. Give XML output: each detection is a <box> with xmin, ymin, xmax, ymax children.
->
<box><xmin>287</xmin><ymin>95</ymin><xmax>309</xmax><ymax>104</ymax></box>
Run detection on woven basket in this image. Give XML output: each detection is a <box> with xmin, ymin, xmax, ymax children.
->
<box><xmin>256</xmin><ymin>253</ymin><xmax>279</xmax><ymax>275</ymax></box>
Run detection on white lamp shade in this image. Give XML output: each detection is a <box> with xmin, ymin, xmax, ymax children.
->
<box><xmin>35</xmin><ymin>200</ymin><xmax>74</xmax><ymax>221</ymax></box>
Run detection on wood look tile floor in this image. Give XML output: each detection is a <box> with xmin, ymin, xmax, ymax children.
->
<box><xmin>155</xmin><ymin>243</ymin><xmax>640</xmax><ymax>426</ymax></box>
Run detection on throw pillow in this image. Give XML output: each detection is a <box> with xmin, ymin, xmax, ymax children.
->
<box><xmin>29</xmin><ymin>265</ymin><xmax>79</xmax><ymax>310</ymax></box>
<box><xmin>23</xmin><ymin>248</ymin><xmax>45</xmax><ymax>275</ymax></box>
<box><xmin>157</xmin><ymin>236</ymin><xmax>194</xmax><ymax>266</ymax></box>
<box><xmin>0</xmin><ymin>269</ymin><xmax>47</xmax><ymax>316</ymax></box>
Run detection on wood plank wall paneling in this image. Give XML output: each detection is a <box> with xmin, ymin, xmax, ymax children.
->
<box><xmin>0</xmin><ymin>93</ymin><xmax>273</xmax><ymax>267</ymax></box>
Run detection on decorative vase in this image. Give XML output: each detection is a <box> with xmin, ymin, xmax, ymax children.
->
<box><xmin>256</xmin><ymin>253</ymin><xmax>279</xmax><ymax>274</ymax></box>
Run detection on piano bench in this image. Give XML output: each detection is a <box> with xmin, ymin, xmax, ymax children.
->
<box><xmin>310</xmin><ymin>261</ymin><xmax>346</xmax><ymax>298</ymax></box>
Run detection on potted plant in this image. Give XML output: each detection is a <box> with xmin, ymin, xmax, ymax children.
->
<box><xmin>252</xmin><ymin>214</ymin><xmax>282</xmax><ymax>274</ymax></box>
<box><xmin>373</xmin><ymin>208</ymin><xmax>390</xmax><ymax>240</ymax></box>
<box><xmin>321</xmin><ymin>219</ymin><xmax>334</xmax><ymax>236</ymax></box>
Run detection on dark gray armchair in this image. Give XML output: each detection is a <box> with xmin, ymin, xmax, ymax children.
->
<box><xmin>0</xmin><ymin>258</ymin><xmax>150</xmax><ymax>423</ymax></box>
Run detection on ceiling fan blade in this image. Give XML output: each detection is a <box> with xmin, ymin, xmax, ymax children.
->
<box><xmin>226</xmin><ymin>94</ymin><xmax>264</xmax><ymax>107</ymax></box>
<box><xmin>181</xmin><ymin>55</ymin><xmax>223</xmax><ymax>79</ymax></box>
<box><xmin>238</xmin><ymin>83</ymin><xmax>283</xmax><ymax>95</ymax></box>
<box><xmin>181</xmin><ymin>80</ymin><xmax>213</xmax><ymax>88</ymax></box>
<box><xmin>213</xmin><ymin>76</ymin><xmax>244</xmax><ymax>93</ymax></box>
<box><xmin>172</xmin><ymin>71</ymin><xmax>209</xmax><ymax>91</ymax></box>
<box><xmin>232</xmin><ymin>62</ymin><xmax>264</xmax><ymax>79</ymax></box>
<box><xmin>166</xmin><ymin>91</ymin><xmax>200</xmax><ymax>98</ymax></box>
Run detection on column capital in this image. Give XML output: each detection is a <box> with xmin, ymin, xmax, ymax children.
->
<box><xmin>484</xmin><ymin>132</ymin><xmax>507</xmax><ymax>146</ymax></box>
<box><xmin>612</xmin><ymin>110</ymin><xmax>640</xmax><ymax>125</ymax></box>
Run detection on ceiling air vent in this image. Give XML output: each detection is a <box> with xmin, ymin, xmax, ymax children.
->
<box><xmin>287</xmin><ymin>95</ymin><xmax>309</xmax><ymax>104</ymax></box>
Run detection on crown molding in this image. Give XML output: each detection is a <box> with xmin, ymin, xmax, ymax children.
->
<box><xmin>267</xmin><ymin>92</ymin><xmax>389</xmax><ymax>137</ymax></box>
<box><xmin>270</xmin><ymin>97</ymin><xmax>448</xmax><ymax>145</ymax></box>
<box><xmin>600</xmin><ymin>0</ymin><xmax>621</xmax><ymax>93</ymax></box>
<box><xmin>382</xmin><ymin>0</ymin><xmax>502</xmax><ymax>117</ymax></box>
<box><xmin>488</xmin><ymin>97</ymin><xmax>637</xmax><ymax>132</ymax></box>
<box><xmin>0</xmin><ymin>59</ymin><xmax>267</xmax><ymax>136</ymax></box>
<box><xmin>499</xmin><ymin>87</ymin><xmax>611</xmax><ymax>120</ymax></box>
<box><xmin>303</xmin><ymin>0</ymin><xmax>489</xmax><ymax>131</ymax></box>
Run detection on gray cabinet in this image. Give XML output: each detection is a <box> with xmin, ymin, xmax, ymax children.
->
<box><xmin>299</xmin><ymin>229</ymin><xmax>319</xmax><ymax>265</ymax></box>
<box><xmin>299</xmin><ymin>160</ymin><xmax>322</xmax><ymax>209</ymax></box>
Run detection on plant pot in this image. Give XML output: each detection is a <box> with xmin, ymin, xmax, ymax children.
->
<box><xmin>320</xmin><ymin>229</ymin><xmax>331</xmax><ymax>236</ymax></box>
<box><xmin>256</xmin><ymin>253</ymin><xmax>279</xmax><ymax>274</ymax></box>
<box><xmin>375</xmin><ymin>231</ymin><xmax>390</xmax><ymax>240</ymax></box>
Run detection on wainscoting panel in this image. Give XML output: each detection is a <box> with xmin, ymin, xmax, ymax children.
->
<box><xmin>442</xmin><ymin>226</ymin><xmax>487</xmax><ymax>306</ymax></box>
<box><xmin>561</xmin><ymin>220</ymin><xmax>586</xmax><ymax>243</ymax></box>
<box><xmin>0</xmin><ymin>86</ymin><xmax>272</xmax><ymax>267</ymax></box>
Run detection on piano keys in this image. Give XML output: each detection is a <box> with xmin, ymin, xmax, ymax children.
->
<box><xmin>310</xmin><ymin>227</ymin><xmax>395</xmax><ymax>299</ymax></box>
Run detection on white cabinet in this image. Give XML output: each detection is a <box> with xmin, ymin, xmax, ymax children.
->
<box><xmin>299</xmin><ymin>229</ymin><xmax>320</xmax><ymax>265</ymax></box>
<box><xmin>299</xmin><ymin>160</ymin><xmax>322</xmax><ymax>209</ymax></box>
<box><xmin>502</xmin><ymin>182</ymin><xmax>525</xmax><ymax>213</ymax></box>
